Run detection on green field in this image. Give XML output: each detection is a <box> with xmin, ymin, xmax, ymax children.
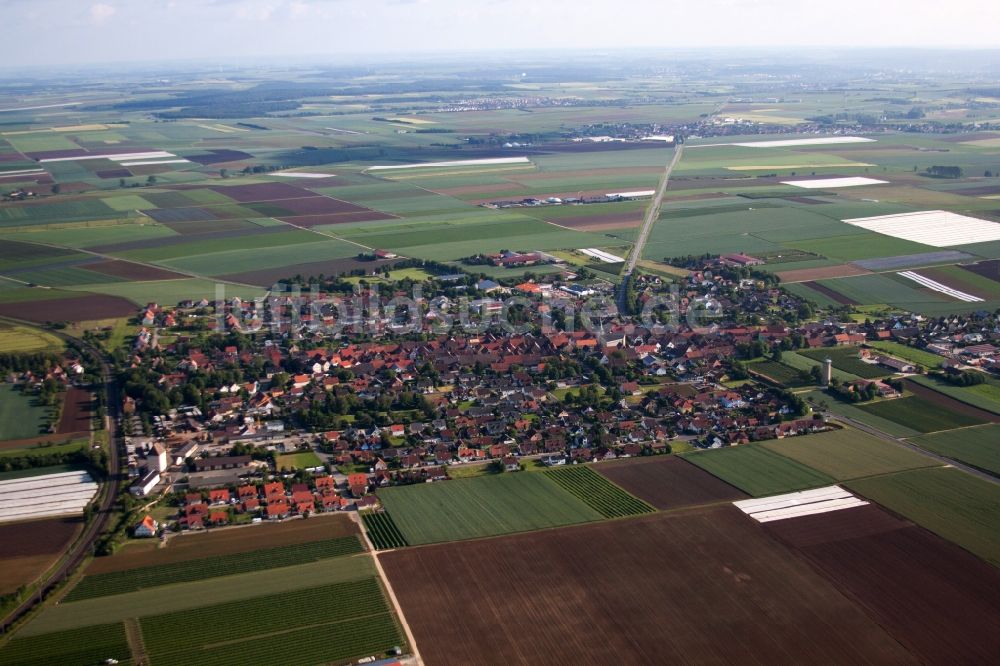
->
<box><xmin>23</xmin><ymin>556</ymin><xmax>375</xmax><ymax>635</ymax></box>
<box><xmin>0</xmin><ymin>324</ymin><xmax>63</xmax><ymax>352</ymax></box>
<box><xmin>856</xmin><ymin>395</ymin><xmax>988</xmax><ymax>433</ymax></box>
<box><xmin>748</xmin><ymin>359</ymin><xmax>812</xmax><ymax>387</ymax></box>
<box><xmin>798</xmin><ymin>347</ymin><xmax>890</xmax><ymax>379</ymax></box>
<box><xmin>761</xmin><ymin>427</ymin><xmax>939</xmax><ymax>480</ymax></box>
<box><xmin>778</xmin><ymin>351</ymin><xmax>859</xmax><ymax>382</ymax></box>
<box><xmin>802</xmin><ymin>389</ymin><xmax>921</xmax><ymax>437</ymax></box>
<box><xmin>907</xmin><ymin>374</ymin><xmax>1000</xmax><ymax>416</ymax></box>
<box><xmin>0</xmin><ymin>623</ymin><xmax>130</xmax><ymax>666</ymax></box>
<box><xmin>847</xmin><ymin>467</ymin><xmax>1000</xmax><ymax>566</ymax></box>
<box><xmin>275</xmin><ymin>450</ymin><xmax>324</xmax><ymax>470</ymax></box>
<box><xmin>683</xmin><ymin>445</ymin><xmax>835</xmax><ymax>497</ymax></box>
<box><xmin>140</xmin><ymin>579</ymin><xmax>403</xmax><ymax>666</ymax></box>
<box><xmin>65</xmin><ymin>535</ymin><xmax>363</xmax><ymax>601</ymax></box>
<box><xmin>0</xmin><ymin>384</ymin><xmax>50</xmax><ymax>441</ymax></box>
<box><xmin>361</xmin><ymin>511</ymin><xmax>409</xmax><ymax>550</ymax></box>
<box><xmin>866</xmin><ymin>340</ymin><xmax>946</xmax><ymax>369</ymax></box>
<box><xmin>543</xmin><ymin>465</ymin><xmax>655</xmax><ymax>518</ymax></box>
<box><xmin>906</xmin><ymin>425</ymin><xmax>1000</xmax><ymax>476</ymax></box>
<box><xmin>376</xmin><ymin>472</ymin><xmax>603</xmax><ymax>545</ymax></box>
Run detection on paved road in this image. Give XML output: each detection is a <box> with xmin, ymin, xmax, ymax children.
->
<box><xmin>618</xmin><ymin>143</ymin><xmax>684</xmax><ymax>314</ymax></box>
<box><xmin>0</xmin><ymin>318</ymin><xmax>122</xmax><ymax>635</ymax></box>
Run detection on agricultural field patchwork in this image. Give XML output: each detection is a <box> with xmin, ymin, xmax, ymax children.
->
<box><xmin>542</xmin><ymin>465</ymin><xmax>655</xmax><ymax>518</ymax></box>
<box><xmin>847</xmin><ymin>467</ymin><xmax>1000</xmax><ymax>567</ymax></box>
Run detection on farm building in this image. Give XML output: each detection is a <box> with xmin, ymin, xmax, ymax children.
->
<box><xmin>130</xmin><ymin>469</ymin><xmax>161</xmax><ymax>497</ymax></box>
<box><xmin>193</xmin><ymin>455</ymin><xmax>251</xmax><ymax>472</ymax></box>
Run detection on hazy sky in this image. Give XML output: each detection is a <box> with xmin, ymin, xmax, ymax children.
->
<box><xmin>3</xmin><ymin>0</ymin><xmax>1000</xmax><ymax>67</ymax></box>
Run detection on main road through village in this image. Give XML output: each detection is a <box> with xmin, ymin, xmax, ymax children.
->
<box><xmin>617</xmin><ymin>143</ymin><xmax>684</xmax><ymax>314</ymax></box>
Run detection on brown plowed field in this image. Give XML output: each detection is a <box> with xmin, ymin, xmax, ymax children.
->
<box><xmin>551</xmin><ymin>211</ymin><xmax>643</xmax><ymax>230</ymax></box>
<box><xmin>85</xmin><ymin>513</ymin><xmax>357</xmax><ymax>575</ymax></box>
<box><xmin>595</xmin><ymin>455</ymin><xmax>747</xmax><ymax>509</ymax></box>
<box><xmin>766</xmin><ymin>505</ymin><xmax>1000</xmax><ymax>664</ymax></box>
<box><xmin>57</xmin><ymin>388</ymin><xmax>92</xmax><ymax>434</ymax></box>
<box><xmin>0</xmin><ymin>517</ymin><xmax>82</xmax><ymax>594</ymax></box>
<box><xmin>776</xmin><ymin>264</ymin><xmax>870</xmax><ymax>283</ymax></box>
<box><xmin>0</xmin><ymin>294</ymin><xmax>135</xmax><ymax>323</ymax></box>
<box><xmin>0</xmin><ymin>434</ymin><xmax>86</xmax><ymax>451</ymax></box>
<box><xmin>209</xmin><ymin>182</ymin><xmax>313</xmax><ymax>202</ymax></box>
<box><xmin>802</xmin><ymin>280</ymin><xmax>858</xmax><ymax>305</ymax></box>
<box><xmin>960</xmin><ymin>259</ymin><xmax>1000</xmax><ymax>284</ymax></box>
<box><xmin>903</xmin><ymin>378</ymin><xmax>1000</xmax><ymax>423</ymax></box>
<box><xmin>252</xmin><ymin>196</ymin><xmax>371</xmax><ymax>216</ymax></box>
<box><xmin>917</xmin><ymin>266</ymin><xmax>997</xmax><ymax>299</ymax></box>
<box><xmin>382</xmin><ymin>506</ymin><xmax>915</xmax><ymax>665</ymax></box>
<box><xmin>81</xmin><ymin>259</ymin><xmax>187</xmax><ymax>281</ymax></box>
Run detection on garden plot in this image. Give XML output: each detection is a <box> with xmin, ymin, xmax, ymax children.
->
<box><xmin>898</xmin><ymin>270</ymin><xmax>984</xmax><ymax>302</ymax></box>
<box><xmin>782</xmin><ymin>176</ymin><xmax>888</xmax><ymax>189</ymax></box>
<box><xmin>843</xmin><ymin>210</ymin><xmax>1000</xmax><ymax>247</ymax></box>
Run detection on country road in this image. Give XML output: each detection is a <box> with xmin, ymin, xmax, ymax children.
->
<box><xmin>0</xmin><ymin>317</ymin><xmax>122</xmax><ymax>635</ymax></box>
<box><xmin>618</xmin><ymin>143</ymin><xmax>684</xmax><ymax>313</ymax></box>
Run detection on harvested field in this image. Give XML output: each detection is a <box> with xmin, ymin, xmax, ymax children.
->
<box><xmin>209</xmin><ymin>182</ymin><xmax>312</xmax><ymax>202</ymax></box>
<box><xmin>279</xmin><ymin>210</ymin><xmax>397</xmax><ymax>227</ymax></box>
<box><xmin>219</xmin><ymin>256</ymin><xmax>395</xmax><ymax>287</ymax></box>
<box><xmin>766</xmin><ymin>505</ymin><xmax>1000</xmax><ymax>664</ymax></box>
<box><xmin>0</xmin><ymin>294</ymin><xmax>135</xmax><ymax>323</ymax></box>
<box><xmin>960</xmin><ymin>259</ymin><xmax>1000</xmax><ymax>283</ymax></box>
<box><xmin>80</xmin><ymin>259</ymin><xmax>187</xmax><ymax>281</ymax></box>
<box><xmin>382</xmin><ymin>506</ymin><xmax>915</xmax><ymax>665</ymax></box>
<box><xmin>776</xmin><ymin>264</ymin><xmax>870</xmax><ymax>283</ymax></box>
<box><xmin>595</xmin><ymin>455</ymin><xmax>747</xmax><ymax>509</ymax></box>
<box><xmin>85</xmin><ymin>513</ymin><xmax>357</xmax><ymax>574</ymax></box>
<box><xmin>0</xmin><ymin>517</ymin><xmax>81</xmax><ymax>594</ymax></box>
<box><xmin>801</xmin><ymin>280</ymin><xmax>857</xmax><ymax>304</ymax></box>
<box><xmin>57</xmin><ymin>387</ymin><xmax>92</xmax><ymax>434</ymax></box>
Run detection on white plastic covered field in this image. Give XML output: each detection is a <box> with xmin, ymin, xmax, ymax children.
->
<box><xmin>580</xmin><ymin>248</ymin><xmax>625</xmax><ymax>263</ymax></box>
<box><xmin>0</xmin><ymin>470</ymin><xmax>98</xmax><ymax>523</ymax></box>
<box><xmin>897</xmin><ymin>271</ymin><xmax>984</xmax><ymax>302</ymax></box>
<box><xmin>733</xmin><ymin>486</ymin><xmax>868</xmax><ymax>523</ymax></box>
<box><xmin>368</xmin><ymin>157</ymin><xmax>530</xmax><ymax>171</ymax></box>
<box><xmin>732</xmin><ymin>136</ymin><xmax>875</xmax><ymax>148</ymax></box>
<box><xmin>843</xmin><ymin>210</ymin><xmax>1000</xmax><ymax>247</ymax></box>
<box><xmin>782</xmin><ymin>176</ymin><xmax>888</xmax><ymax>189</ymax></box>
